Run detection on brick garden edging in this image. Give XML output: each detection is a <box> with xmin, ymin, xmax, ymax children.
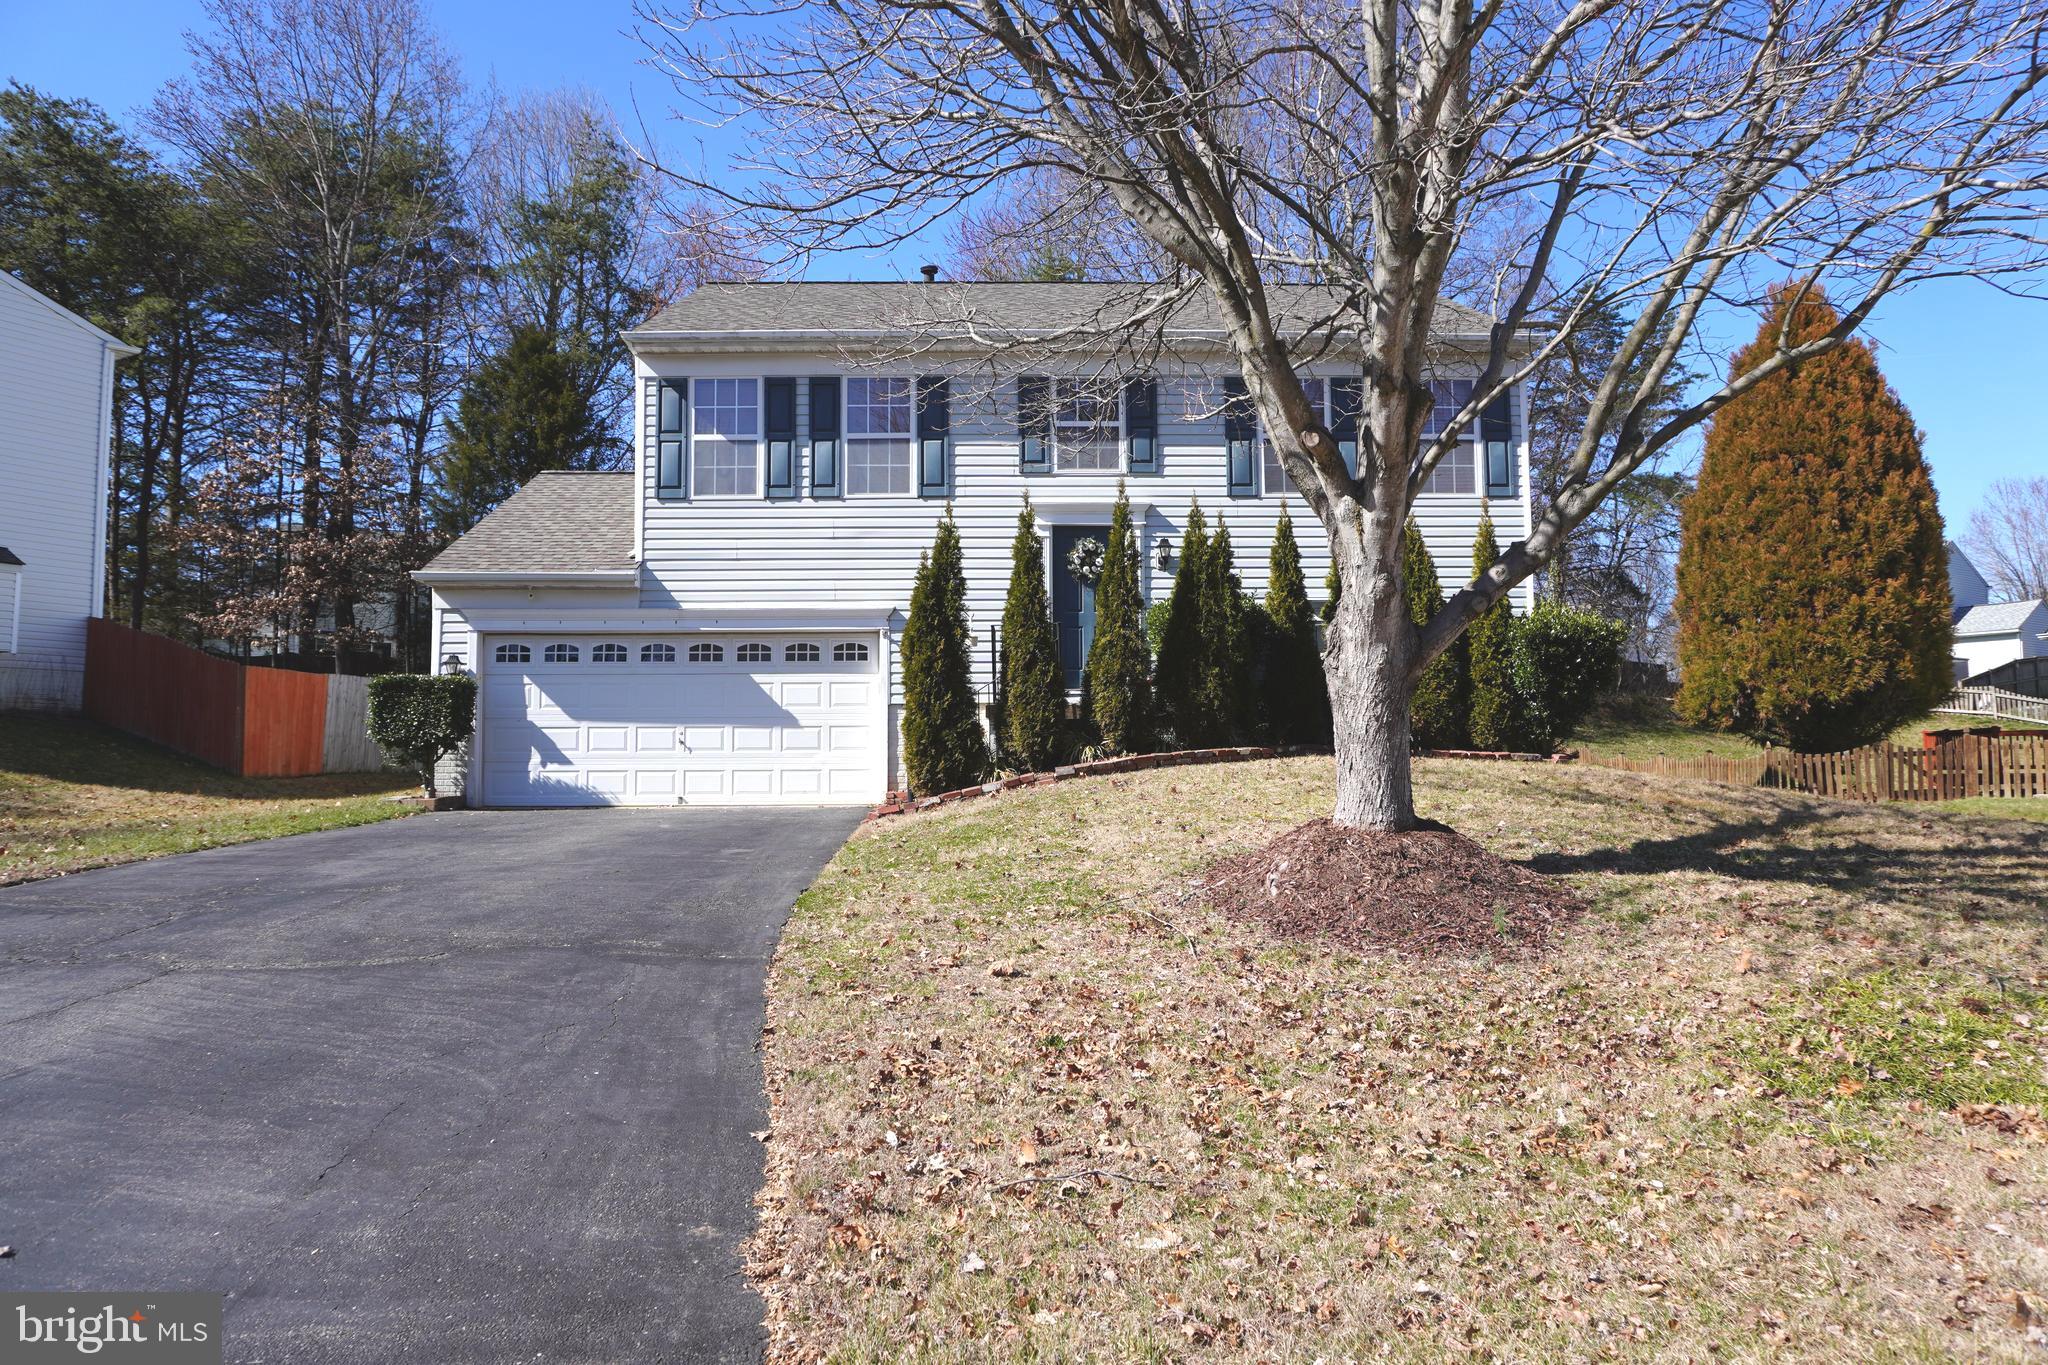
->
<box><xmin>867</xmin><ymin>745</ymin><xmax>1278</xmax><ymax>821</ymax></box>
<box><xmin>1415</xmin><ymin>748</ymin><xmax>1579</xmax><ymax>763</ymax></box>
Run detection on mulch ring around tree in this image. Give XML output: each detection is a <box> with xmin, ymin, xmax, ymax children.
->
<box><xmin>1196</xmin><ymin>818</ymin><xmax>1585</xmax><ymax>958</ymax></box>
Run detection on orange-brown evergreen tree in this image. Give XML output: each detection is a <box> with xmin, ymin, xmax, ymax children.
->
<box><xmin>1675</xmin><ymin>287</ymin><xmax>1952</xmax><ymax>750</ymax></box>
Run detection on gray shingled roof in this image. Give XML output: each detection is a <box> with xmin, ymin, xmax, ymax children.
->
<box><xmin>1955</xmin><ymin>599</ymin><xmax>2048</xmax><ymax>635</ymax></box>
<box><xmin>0</xmin><ymin>547</ymin><xmax>22</xmax><ymax>566</ymax></box>
<box><xmin>418</xmin><ymin>472</ymin><xmax>635</xmax><ymax>575</ymax></box>
<box><xmin>626</xmin><ymin>280</ymin><xmax>1495</xmax><ymax>342</ymax></box>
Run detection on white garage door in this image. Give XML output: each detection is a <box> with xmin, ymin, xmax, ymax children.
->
<box><xmin>480</xmin><ymin>633</ymin><xmax>883</xmax><ymax>807</ymax></box>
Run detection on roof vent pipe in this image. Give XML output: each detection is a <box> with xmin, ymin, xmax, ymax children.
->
<box><xmin>919</xmin><ymin>264</ymin><xmax>939</xmax><ymax>283</ymax></box>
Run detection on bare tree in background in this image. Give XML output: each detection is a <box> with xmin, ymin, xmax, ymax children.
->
<box><xmin>1963</xmin><ymin>476</ymin><xmax>2048</xmax><ymax>602</ymax></box>
<box><xmin>641</xmin><ymin>0</ymin><xmax>2048</xmax><ymax>830</ymax></box>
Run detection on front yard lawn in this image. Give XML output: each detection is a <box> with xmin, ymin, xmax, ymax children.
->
<box><xmin>0</xmin><ymin>713</ymin><xmax>415</xmax><ymax>885</ymax></box>
<box><xmin>755</xmin><ymin>756</ymin><xmax>2048</xmax><ymax>1360</ymax></box>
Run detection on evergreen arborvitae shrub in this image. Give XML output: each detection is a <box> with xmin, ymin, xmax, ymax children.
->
<box><xmin>1322</xmin><ymin>558</ymin><xmax>1341</xmax><ymax>623</ymax></box>
<box><xmin>1153</xmin><ymin>502</ymin><xmax>1209</xmax><ymax>744</ymax></box>
<box><xmin>367</xmin><ymin>673</ymin><xmax>477</xmax><ymax>798</ymax></box>
<box><xmin>1261</xmin><ymin>506</ymin><xmax>1330</xmax><ymax>744</ymax></box>
<box><xmin>1085</xmin><ymin>482</ymin><xmax>1153</xmax><ymax>754</ymax></box>
<box><xmin>1196</xmin><ymin>519</ymin><xmax>1253</xmax><ymax>744</ymax></box>
<box><xmin>1513</xmin><ymin>600</ymin><xmax>1627</xmax><ymax>749</ymax></box>
<box><xmin>1676</xmin><ymin>286</ymin><xmax>1952</xmax><ymax>750</ymax></box>
<box><xmin>900</xmin><ymin>511</ymin><xmax>987</xmax><ymax>793</ymax></box>
<box><xmin>1466</xmin><ymin>508</ymin><xmax>1536</xmax><ymax>751</ymax></box>
<box><xmin>1403</xmin><ymin>518</ymin><xmax>1469</xmax><ymax>749</ymax></box>
<box><xmin>999</xmin><ymin>500</ymin><xmax>1066</xmax><ymax>770</ymax></box>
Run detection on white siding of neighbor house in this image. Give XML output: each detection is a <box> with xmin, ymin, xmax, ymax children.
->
<box><xmin>1954</xmin><ymin>603</ymin><xmax>2048</xmax><ymax>678</ymax></box>
<box><xmin>0</xmin><ymin>274</ymin><xmax>122</xmax><ymax>710</ymax></box>
<box><xmin>633</xmin><ymin>352</ymin><xmax>1534</xmax><ymax>714</ymax></box>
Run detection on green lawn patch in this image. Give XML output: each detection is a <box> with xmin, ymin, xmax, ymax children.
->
<box><xmin>1</xmin><ymin>712</ymin><xmax>414</xmax><ymax>884</ymax></box>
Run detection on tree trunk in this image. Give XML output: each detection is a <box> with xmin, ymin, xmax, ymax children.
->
<box><xmin>1325</xmin><ymin>511</ymin><xmax>1418</xmax><ymax>831</ymax></box>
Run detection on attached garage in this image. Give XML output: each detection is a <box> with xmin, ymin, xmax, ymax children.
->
<box><xmin>479</xmin><ymin>631</ymin><xmax>884</xmax><ymax>806</ymax></box>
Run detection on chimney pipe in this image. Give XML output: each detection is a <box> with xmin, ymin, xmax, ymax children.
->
<box><xmin>919</xmin><ymin>263</ymin><xmax>939</xmax><ymax>283</ymax></box>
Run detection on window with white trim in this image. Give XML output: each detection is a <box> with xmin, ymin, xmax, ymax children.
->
<box><xmin>1260</xmin><ymin>378</ymin><xmax>1327</xmax><ymax>497</ymax></box>
<box><xmin>494</xmin><ymin>643</ymin><xmax>530</xmax><ymax>664</ymax></box>
<box><xmin>691</xmin><ymin>378</ymin><xmax>760</xmax><ymax>497</ymax></box>
<box><xmin>833</xmin><ymin>641</ymin><xmax>870</xmax><ymax>663</ymax></box>
<box><xmin>785</xmin><ymin>642</ymin><xmax>821</xmax><ymax>663</ymax></box>
<box><xmin>592</xmin><ymin>643</ymin><xmax>627</xmax><ymax>663</ymax></box>
<box><xmin>0</xmin><ymin>562</ymin><xmax>19</xmax><ymax>654</ymax></box>
<box><xmin>737</xmin><ymin>642</ymin><xmax>772</xmax><ymax>663</ymax></box>
<box><xmin>1420</xmin><ymin>446</ymin><xmax>1477</xmax><ymax>495</ymax></box>
<box><xmin>1053</xmin><ymin>379</ymin><xmax>1121</xmax><ymax>471</ymax></box>
<box><xmin>641</xmin><ymin>643</ymin><xmax>676</xmax><ymax>663</ymax></box>
<box><xmin>1418</xmin><ymin>378</ymin><xmax>1478</xmax><ymax>495</ymax></box>
<box><xmin>845</xmin><ymin>377</ymin><xmax>913</xmax><ymax>495</ymax></box>
<box><xmin>544</xmin><ymin>643</ymin><xmax>579</xmax><ymax>663</ymax></box>
<box><xmin>688</xmin><ymin>642</ymin><xmax>724</xmax><ymax>663</ymax></box>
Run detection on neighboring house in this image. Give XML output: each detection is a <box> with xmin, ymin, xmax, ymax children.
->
<box><xmin>0</xmin><ymin>272</ymin><xmax>136</xmax><ymax>711</ymax></box>
<box><xmin>1947</xmin><ymin>542</ymin><xmax>2048</xmax><ymax>680</ymax></box>
<box><xmin>418</xmin><ymin>280</ymin><xmax>1533</xmax><ymax>807</ymax></box>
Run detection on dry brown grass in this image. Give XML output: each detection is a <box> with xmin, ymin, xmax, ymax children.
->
<box><xmin>752</xmin><ymin>757</ymin><xmax>2048</xmax><ymax>1362</ymax></box>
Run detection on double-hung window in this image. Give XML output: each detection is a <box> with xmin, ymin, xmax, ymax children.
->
<box><xmin>1260</xmin><ymin>378</ymin><xmax>1327</xmax><ymax>496</ymax></box>
<box><xmin>845</xmin><ymin>377</ymin><xmax>913</xmax><ymax>495</ymax></box>
<box><xmin>1053</xmin><ymin>380</ymin><xmax>1121</xmax><ymax>471</ymax></box>
<box><xmin>1418</xmin><ymin>378</ymin><xmax>1476</xmax><ymax>495</ymax></box>
<box><xmin>692</xmin><ymin>378</ymin><xmax>760</xmax><ymax>497</ymax></box>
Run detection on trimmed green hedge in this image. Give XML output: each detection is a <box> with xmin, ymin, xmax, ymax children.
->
<box><xmin>366</xmin><ymin>673</ymin><xmax>477</xmax><ymax>797</ymax></box>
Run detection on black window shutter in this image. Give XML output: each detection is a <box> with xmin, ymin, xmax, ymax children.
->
<box><xmin>656</xmin><ymin>378</ymin><xmax>687</xmax><ymax>497</ymax></box>
<box><xmin>1482</xmin><ymin>390</ymin><xmax>1514</xmax><ymax>497</ymax></box>
<box><xmin>1124</xmin><ymin>376</ymin><xmax>1158</xmax><ymax>474</ymax></box>
<box><xmin>1223</xmin><ymin>377</ymin><xmax>1256</xmax><ymax>498</ymax></box>
<box><xmin>764</xmin><ymin>377</ymin><xmax>798</xmax><ymax>499</ymax></box>
<box><xmin>809</xmin><ymin>377</ymin><xmax>842</xmax><ymax>498</ymax></box>
<box><xmin>916</xmin><ymin>375</ymin><xmax>950</xmax><ymax>497</ymax></box>
<box><xmin>1017</xmin><ymin>375</ymin><xmax>1050</xmax><ymax>473</ymax></box>
<box><xmin>1331</xmin><ymin>376</ymin><xmax>1363</xmax><ymax>477</ymax></box>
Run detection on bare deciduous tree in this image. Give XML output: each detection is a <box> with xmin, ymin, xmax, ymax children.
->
<box><xmin>639</xmin><ymin>0</ymin><xmax>2048</xmax><ymax>830</ymax></box>
<box><xmin>1963</xmin><ymin>476</ymin><xmax>2048</xmax><ymax>602</ymax></box>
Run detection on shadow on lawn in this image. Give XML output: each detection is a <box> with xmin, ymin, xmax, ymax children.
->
<box><xmin>1525</xmin><ymin>782</ymin><xmax>2048</xmax><ymax>928</ymax></box>
<box><xmin>0</xmin><ymin>713</ymin><xmax>401</xmax><ymax>802</ymax></box>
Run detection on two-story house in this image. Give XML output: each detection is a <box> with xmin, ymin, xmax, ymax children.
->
<box><xmin>416</xmin><ymin>280</ymin><xmax>1532</xmax><ymax>807</ymax></box>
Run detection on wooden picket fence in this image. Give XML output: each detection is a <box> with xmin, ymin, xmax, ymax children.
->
<box><xmin>1579</xmin><ymin>731</ymin><xmax>2048</xmax><ymax>803</ymax></box>
<box><xmin>1936</xmin><ymin>685</ymin><xmax>2048</xmax><ymax>726</ymax></box>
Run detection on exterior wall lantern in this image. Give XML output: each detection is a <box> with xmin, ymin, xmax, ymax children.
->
<box><xmin>1154</xmin><ymin>535</ymin><xmax>1174</xmax><ymax>572</ymax></box>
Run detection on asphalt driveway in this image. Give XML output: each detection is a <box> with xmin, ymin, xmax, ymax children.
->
<box><xmin>0</xmin><ymin>807</ymin><xmax>863</xmax><ymax>1362</ymax></box>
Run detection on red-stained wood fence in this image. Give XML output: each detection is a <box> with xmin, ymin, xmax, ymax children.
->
<box><xmin>84</xmin><ymin>619</ymin><xmax>385</xmax><ymax>777</ymax></box>
<box><xmin>1579</xmin><ymin>730</ymin><xmax>2048</xmax><ymax>803</ymax></box>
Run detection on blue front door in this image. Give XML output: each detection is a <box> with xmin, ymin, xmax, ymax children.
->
<box><xmin>1051</xmin><ymin>525</ymin><xmax>1108</xmax><ymax>690</ymax></box>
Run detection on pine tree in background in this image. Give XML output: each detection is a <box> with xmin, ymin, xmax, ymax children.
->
<box><xmin>1466</xmin><ymin>508</ymin><xmax>1533</xmax><ymax>751</ymax></box>
<box><xmin>1404</xmin><ymin>518</ymin><xmax>1470</xmax><ymax>748</ymax></box>
<box><xmin>900</xmin><ymin>510</ymin><xmax>987</xmax><ymax>793</ymax></box>
<box><xmin>1261</xmin><ymin>507</ymin><xmax>1330</xmax><ymax>744</ymax></box>
<box><xmin>1321</xmin><ymin>559</ymin><xmax>1341</xmax><ymax>623</ymax></box>
<box><xmin>999</xmin><ymin>499</ymin><xmax>1066</xmax><ymax>769</ymax></box>
<box><xmin>1197</xmin><ymin>519</ymin><xmax>1252</xmax><ymax>743</ymax></box>
<box><xmin>1085</xmin><ymin>482</ymin><xmax>1153</xmax><ymax>754</ymax></box>
<box><xmin>1676</xmin><ymin>287</ymin><xmax>1952</xmax><ymax>750</ymax></box>
<box><xmin>1153</xmin><ymin>501</ymin><xmax>1209</xmax><ymax>743</ymax></box>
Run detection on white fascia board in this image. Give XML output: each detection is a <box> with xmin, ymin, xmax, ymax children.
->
<box><xmin>410</xmin><ymin>569</ymin><xmax>639</xmax><ymax>587</ymax></box>
<box><xmin>457</xmin><ymin>603</ymin><xmax>900</xmax><ymax>634</ymax></box>
<box><xmin>1029</xmin><ymin>496</ymin><xmax>1154</xmax><ymax>520</ymax></box>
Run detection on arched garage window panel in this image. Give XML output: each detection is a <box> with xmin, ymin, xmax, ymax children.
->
<box><xmin>688</xmin><ymin>642</ymin><xmax>724</xmax><ymax>663</ymax></box>
<box><xmin>592</xmin><ymin>643</ymin><xmax>628</xmax><ymax>662</ymax></box>
<box><xmin>737</xmin><ymin>642</ymin><xmax>772</xmax><ymax>663</ymax></box>
<box><xmin>785</xmin><ymin>642</ymin><xmax>821</xmax><ymax>663</ymax></box>
<box><xmin>833</xmin><ymin>641</ymin><xmax>870</xmax><ymax>663</ymax></box>
<box><xmin>641</xmin><ymin>643</ymin><xmax>676</xmax><ymax>663</ymax></box>
<box><xmin>495</xmin><ymin>643</ymin><xmax>530</xmax><ymax>664</ymax></box>
<box><xmin>544</xmin><ymin>643</ymin><xmax>579</xmax><ymax>663</ymax></box>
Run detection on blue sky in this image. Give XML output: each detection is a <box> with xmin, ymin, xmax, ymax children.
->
<box><xmin>7</xmin><ymin>0</ymin><xmax>2040</xmax><ymax>533</ymax></box>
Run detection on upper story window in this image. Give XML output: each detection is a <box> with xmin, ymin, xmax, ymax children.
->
<box><xmin>592</xmin><ymin>643</ymin><xmax>628</xmax><ymax>663</ymax></box>
<box><xmin>544</xmin><ymin>643</ymin><xmax>579</xmax><ymax>664</ymax></box>
<box><xmin>833</xmin><ymin>641</ymin><xmax>870</xmax><ymax>663</ymax></box>
<box><xmin>785</xmin><ymin>642</ymin><xmax>821</xmax><ymax>663</ymax></box>
<box><xmin>736</xmin><ymin>642</ymin><xmax>772</xmax><ymax>663</ymax></box>
<box><xmin>1053</xmin><ymin>380</ymin><xmax>1121</xmax><ymax>471</ymax></box>
<box><xmin>1418</xmin><ymin>378</ymin><xmax>1478</xmax><ymax>495</ymax></box>
<box><xmin>1423</xmin><ymin>378</ymin><xmax>1476</xmax><ymax>440</ymax></box>
<box><xmin>692</xmin><ymin>378</ymin><xmax>759</xmax><ymax>497</ymax></box>
<box><xmin>494</xmin><ymin>643</ymin><xmax>530</xmax><ymax>664</ymax></box>
<box><xmin>641</xmin><ymin>643</ymin><xmax>676</xmax><ymax>663</ymax></box>
<box><xmin>688</xmin><ymin>642</ymin><xmax>724</xmax><ymax>663</ymax></box>
<box><xmin>846</xmin><ymin>377</ymin><xmax>913</xmax><ymax>496</ymax></box>
<box><xmin>1261</xmin><ymin>378</ymin><xmax>1327</xmax><ymax>497</ymax></box>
